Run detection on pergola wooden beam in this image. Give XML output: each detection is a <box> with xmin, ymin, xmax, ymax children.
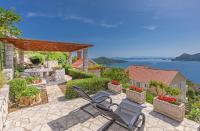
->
<box><xmin>0</xmin><ymin>38</ymin><xmax>93</xmax><ymax>72</ymax></box>
<box><xmin>0</xmin><ymin>38</ymin><xmax>93</xmax><ymax>52</ymax></box>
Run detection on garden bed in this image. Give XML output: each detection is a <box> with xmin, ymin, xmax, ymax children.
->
<box><xmin>8</xmin><ymin>87</ymin><xmax>48</xmax><ymax>113</ymax></box>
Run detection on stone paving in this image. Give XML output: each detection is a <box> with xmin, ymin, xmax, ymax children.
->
<box><xmin>4</xmin><ymin>85</ymin><xmax>200</xmax><ymax>131</ymax></box>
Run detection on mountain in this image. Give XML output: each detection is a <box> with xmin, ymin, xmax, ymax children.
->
<box><xmin>93</xmin><ymin>57</ymin><xmax>127</xmax><ymax>64</ymax></box>
<box><xmin>172</xmin><ymin>53</ymin><xmax>200</xmax><ymax>61</ymax></box>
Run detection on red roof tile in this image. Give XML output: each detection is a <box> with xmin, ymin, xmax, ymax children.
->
<box><xmin>127</xmin><ymin>66</ymin><xmax>178</xmax><ymax>85</ymax></box>
<box><xmin>72</xmin><ymin>59</ymin><xmax>83</xmax><ymax>68</ymax></box>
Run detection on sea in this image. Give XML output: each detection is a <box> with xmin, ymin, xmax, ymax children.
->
<box><xmin>105</xmin><ymin>58</ymin><xmax>200</xmax><ymax>84</ymax></box>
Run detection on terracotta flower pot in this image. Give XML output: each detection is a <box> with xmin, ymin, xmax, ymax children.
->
<box><xmin>153</xmin><ymin>97</ymin><xmax>185</xmax><ymax>121</ymax></box>
<box><xmin>126</xmin><ymin>89</ymin><xmax>146</xmax><ymax>104</ymax></box>
<box><xmin>108</xmin><ymin>82</ymin><xmax>122</xmax><ymax>93</ymax></box>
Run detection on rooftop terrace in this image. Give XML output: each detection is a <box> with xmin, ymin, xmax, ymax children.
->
<box><xmin>4</xmin><ymin>84</ymin><xmax>199</xmax><ymax>131</ymax></box>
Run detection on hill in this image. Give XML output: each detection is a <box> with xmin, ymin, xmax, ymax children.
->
<box><xmin>93</xmin><ymin>57</ymin><xmax>127</xmax><ymax>64</ymax></box>
<box><xmin>172</xmin><ymin>53</ymin><xmax>200</xmax><ymax>61</ymax></box>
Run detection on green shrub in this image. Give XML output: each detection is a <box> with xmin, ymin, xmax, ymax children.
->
<box><xmin>68</xmin><ymin>68</ymin><xmax>96</xmax><ymax>79</ymax></box>
<box><xmin>122</xmin><ymin>83</ymin><xmax>131</xmax><ymax>89</ymax></box>
<box><xmin>21</xmin><ymin>86</ymin><xmax>40</xmax><ymax>97</ymax></box>
<box><xmin>25</xmin><ymin>76</ymin><xmax>39</xmax><ymax>84</ymax></box>
<box><xmin>0</xmin><ymin>72</ymin><xmax>5</xmax><ymax>89</ymax></box>
<box><xmin>15</xmin><ymin>66</ymin><xmax>25</xmax><ymax>72</ymax></box>
<box><xmin>9</xmin><ymin>78</ymin><xmax>27</xmax><ymax>101</ymax></box>
<box><xmin>9</xmin><ymin>78</ymin><xmax>40</xmax><ymax>102</ymax></box>
<box><xmin>63</xmin><ymin>64</ymin><xmax>72</xmax><ymax>74</ymax></box>
<box><xmin>46</xmin><ymin>52</ymin><xmax>68</xmax><ymax>65</ymax></box>
<box><xmin>65</xmin><ymin>77</ymin><xmax>110</xmax><ymax>99</ymax></box>
<box><xmin>146</xmin><ymin>91</ymin><xmax>156</xmax><ymax>104</ymax></box>
<box><xmin>101</xmin><ymin>68</ymin><xmax>129</xmax><ymax>84</ymax></box>
<box><xmin>187</xmin><ymin>108</ymin><xmax>200</xmax><ymax>123</ymax></box>
<box><xmin>29</xmin><ymin>53</ymin><xmax>45</xmax><ymax>65</ymax></box>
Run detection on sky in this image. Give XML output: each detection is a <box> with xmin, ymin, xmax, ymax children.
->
<box><xmin>1</xmin><ymin>0</ymin><xmax>200</xmax><ymax>58</ymax></box>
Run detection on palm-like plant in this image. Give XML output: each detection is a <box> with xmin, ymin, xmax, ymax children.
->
<box><xmin>149</xmin><ymin>80</ymin><xmax>180</xmax><ymax>97</ymax></box>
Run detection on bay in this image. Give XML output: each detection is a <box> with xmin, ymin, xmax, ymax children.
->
<box><xmin>105</xmin><ymin>58</ymin><xmax>200</xmax><ymax>83</ymax></box>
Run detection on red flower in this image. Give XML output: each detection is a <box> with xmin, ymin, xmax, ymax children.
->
<box><xmin>130</xmin><ymin>85</ymin><xmax>136</xmax><ymax>90</ymax></box>
<box><xmin>158</xmin><ymin>96</ymin><xmax>177</xmax><ymax>104</ymax></box>
<box><xmin>135</xmin><ymin>87</ymin><xmax>143</xmax><ymax>92</ymax></box>
<box><xmin>111</xmin><ymin>80</ymin><xmax>120</xmax><ymax>85</ymax></box>
<box><xmin>129</xmin><ymin>86</ymin><xmax>143</xmax><ymax>93</ymax></box>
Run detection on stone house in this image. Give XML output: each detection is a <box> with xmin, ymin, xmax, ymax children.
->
<box><xmin>127</xmin><ymin>66</ymin><xmax>187</xmax><ymax>102</ymax></box>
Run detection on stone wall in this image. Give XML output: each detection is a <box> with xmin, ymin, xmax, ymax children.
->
<box><xmin>54</xmin><ymin>69</ymin><xmax>65</xmax><ymax>81</ymax></box>
<box><xmin>0</xmin><ymin>85</ymin><xmax>9</xmax><ymax>131</ymax></box>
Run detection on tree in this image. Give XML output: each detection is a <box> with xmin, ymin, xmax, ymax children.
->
<box><xmin>0</xmin><ymin>8</ymin><xmax>21</xmax><ymax>37</ymax></box>
<box><xmin>101</xmin><ymin>68</ymin><xmax>129</xmax><ymax>84</ymax></box>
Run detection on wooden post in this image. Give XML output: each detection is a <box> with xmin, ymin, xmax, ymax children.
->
<box><xmin>83</xmin><ymin>48</ymin><xmax>88</xmax><ymax>72</ymax></box>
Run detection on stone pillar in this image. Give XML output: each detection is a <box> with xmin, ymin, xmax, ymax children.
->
<box><xmin>77</xmin><ymin>50</ymin><xmax>82</xmax><ymax>60</ymax></box>
<box><xmin>68</xmin><ymin>52</ymin><xmax>72</xmax><ymax>65</ymax></box>
<box><xmin>83</xmin><ymin>48</ymin><xmax>88</xmax><ymax>72</ymax></box>
<box><xmin>5</xmin><ymin>44</ymin><xmax>14</xmax><ymax>69</ymax></box>
<box><xmin>19</xmin><ymin>50</ymin><xmax>24</xmax><ymax>66</ymax></box>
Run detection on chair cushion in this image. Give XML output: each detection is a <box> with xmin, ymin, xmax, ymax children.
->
<box><xmin>91</xmin><ymin>91</ymin><xmax>110</xmax><ymax>103</ymax></box>
<box><xmin>114</xmin><ymin>102</ymin><xmax>142</xmax><ymax>126</ymax></box>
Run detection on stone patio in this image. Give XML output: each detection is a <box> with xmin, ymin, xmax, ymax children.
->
<box><xmin>4</xmin><ymin>85</ymin><xmax>199</xmax><ymax>131</ymax></box>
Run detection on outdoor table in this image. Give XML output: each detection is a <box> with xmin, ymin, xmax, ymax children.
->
<box><xmin>24</xmin><ymin>68</ymin><xmax>53</xmax><ymax>79</ymax></box>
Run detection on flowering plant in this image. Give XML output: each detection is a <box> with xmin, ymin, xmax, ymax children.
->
<box><xmin>129</xmin><ymin>85</ymin><xmax>143</xmax><ymax>93</ymax></box>
<box><xmin>111</xmin><ymin>80</ymin><xmax>120</xmax><ymax>85</ymax></box>
<box><xmin>158</xmin><ymin>95</ymin><xmax>177</xmax><ymax>104</ymax></box>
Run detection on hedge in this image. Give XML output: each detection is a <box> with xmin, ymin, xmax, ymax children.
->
<box><xmin>65</xmin><ymin>77</ymin><xmax>110</xmax><ymax>99</ymax></box>
<box><xmin>67</xmin><ymin>68</ymin><xmax>96</xmax><ymax>79</ymax></box>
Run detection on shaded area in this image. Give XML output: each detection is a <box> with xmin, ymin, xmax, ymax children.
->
<box><xmin>48</xmin><ymin>104</ymin><xmax>99</xmax><ymax>131</ymax></box>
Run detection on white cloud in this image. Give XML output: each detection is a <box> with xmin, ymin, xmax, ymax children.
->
<box><xmin>64</xmin><ymin>15</ymin><xmax>122</xmax><ymax>28</ymax></box>
<box><xmin>64</xmin><ymin>15</ymin><xmax>95</xmax><ymax>24</ymax></box>
<box><xmin>26</xmin><ymin>12</ymin><xmax>123</xmax><ymax>28</ymax></box>
<box><xmin>26</xmin><ymin>12</ymin><xmax>56</xmax><ymax>18</ymax></box>
<box><xmin>142</xmin><ymin>25</ymin><xmax>158</xmax><ymax>31</ymax></box>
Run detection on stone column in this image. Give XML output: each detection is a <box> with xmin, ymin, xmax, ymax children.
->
<box><xmin>77</xmin><ymin>50</ymin><xmax>82</xmax><ymax>60</ymax></box>
<box><xmin>83</xmin><ymin>48</ymin><xmax>88</xmax><ymax>72</ymax></box>
<box><xmin>68</xmin><ymin>52</ymin><xmax>72</xmax><ymax>65</ymax></box>
<box><xmin>19</xmin><ymin>50</ymin><xmax>24</xmax><ymax>66</ymax></box>
<box><xmin>5</xmin><ymin>44</ymin><xmax>14</xmax><ymax>69</ymax></box>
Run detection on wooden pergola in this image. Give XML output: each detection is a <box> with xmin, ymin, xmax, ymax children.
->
<box><xmin>0</xmin><ymin>38</ymin><xmax>93</xmax><ymax>71</ymax></box>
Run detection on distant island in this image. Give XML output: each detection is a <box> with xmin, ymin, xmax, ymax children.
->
<box><xmin>172</xmin><ymin>53</ymin><xmax>200</xmax><ymax>61</ymax></box>
<box><xmin>93</xmin><ymin>57</ymin><xmax>127</xmax><ymax>64</ymax></box>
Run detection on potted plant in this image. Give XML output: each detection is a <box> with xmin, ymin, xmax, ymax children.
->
<box><xmin>108</xmin><ymin>80</ymin><xmax>122</xmax><ymax>93</ymax></box>
<box><xmin>150</xmin><ymin>80</ymin><xmax>185</xmax><ymax>121</ymax></box>
<box><xmin>126</xmin><ymin>85</ymin><xmax>146</xmax><ymax>104</ymax></box>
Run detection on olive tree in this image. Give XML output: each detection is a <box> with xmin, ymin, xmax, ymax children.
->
<box><xmin>0</xmin><ymin>7</ymin><xmax>21</xmax><ymax>37</ymax></box>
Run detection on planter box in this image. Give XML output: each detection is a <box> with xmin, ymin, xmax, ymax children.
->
<box><xmin>108</xmin><ymin>83</ymin><xmax>122</xmax><ymax>93</ymax></box>
<box><xmin>153</xmin><ymin>97</ymin><xmax>185</xmax><ymax>121</ymax></box>
<box><xmin>126</xmin><ymin>89</ymin><xmax>146</xmax><ymax>104</ymax></box>
<box><xmin>19</xmin><ymin>93</ymin><xmax>41</xmax><ymax>106</ymax></box>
